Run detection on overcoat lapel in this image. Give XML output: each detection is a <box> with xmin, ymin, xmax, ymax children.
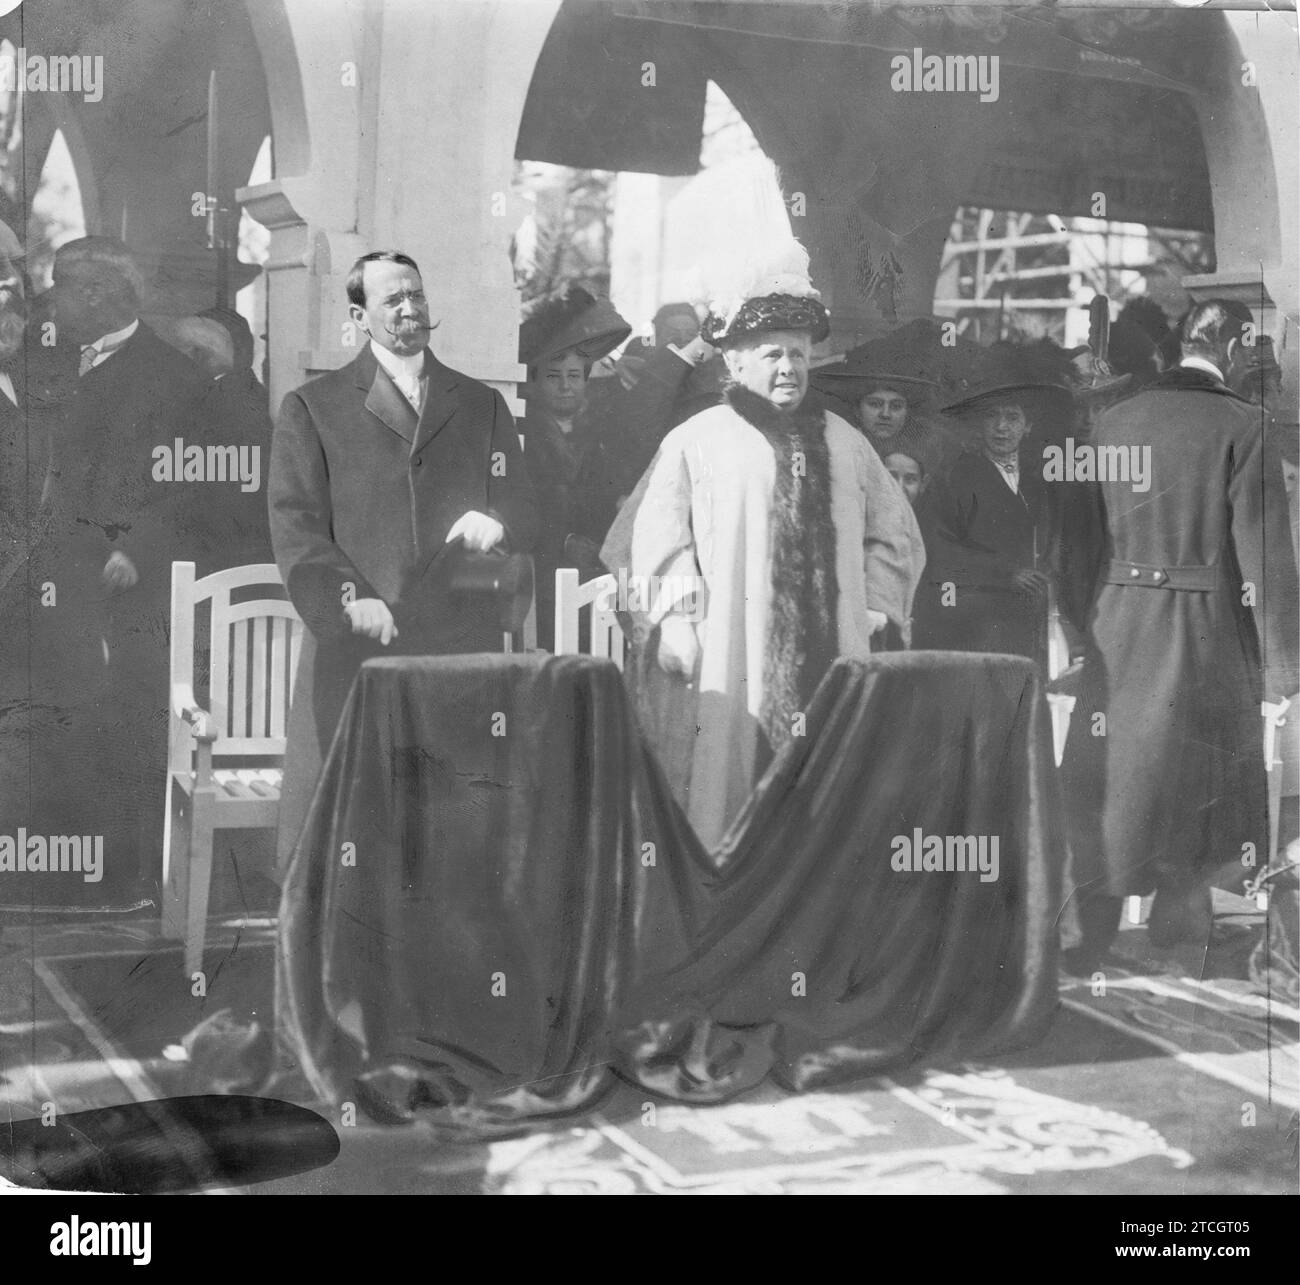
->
<box><xmin>412</xmin><ymin>354</ymin><xmax>462</xmax><ymax>454</ymax></box>
<box><xmin>358</xmin><ymin>348</ymin><xmax>418</xmax><ymax>444</ymax></box>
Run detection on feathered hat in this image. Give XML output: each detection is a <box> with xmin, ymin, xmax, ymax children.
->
<box><xmin>518</xmin><ymin>286</ymin><xmax>631</xmax><ymax>370</ymax></box>
<box><xmin>701</xmin><ymin>237</ymin><xmax>830</xmax><ymax>348</ymax></box>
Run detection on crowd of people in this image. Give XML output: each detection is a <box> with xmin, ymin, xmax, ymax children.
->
<box><xmin>2</xmin><ymin>223</ymin><xmax>1297</xmax><ymax>980</ymax></box>
<box><xmin>511</xmin><ymin>244</ymin><xmax>1297</xmax><ymax>969</ymax></box>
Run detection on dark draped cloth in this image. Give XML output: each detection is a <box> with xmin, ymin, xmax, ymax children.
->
<box><xmin>276</xmin><ymin>651</ymin><xmax>1062</xmax><ymax>1124</ymax></box>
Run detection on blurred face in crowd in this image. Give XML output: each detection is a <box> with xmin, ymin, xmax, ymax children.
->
<box><xmin>724</xmin><ymin>329</ymin><xmax>811</xmax><ymax>411</ymax></box>
<box><xmin>977</xmin><ymin>399</ymin><xmax>1030</xmax><ymax>461</ymax></box>
<box><xmin>53</xmin><ymin>259</ymin><xmax>131</xmax><ymax>346</ymax></box>
<box><xmin>1243</xmin><ymin>366</ymin><xmax>1282</xmax><ymax>412</ymax></box>
<box><xmin>538</xmin><ymin>349</ymin><xmax>588</xmax><ymax>419</ymax></box>
<box><xmin>655</xmin><ymin>308</ymin><xmax>699</xmax><ymax>349</ymax></box>
<box><xmin>0</xmin><ymin>252</ymin><xmax>25</xmax><ymax>361</ymax></box>
<box><xmin>352</xmin><ymin>259</ymin><xmax>430</xmax><ymax>358</ymax></box>
<box><xmin>884</xmin><ymin>451</ymin><xmax>925</xmax><ymax>505</ymax></box>
<box><xmin>858</xmin><ymin>385</ymin><xmax>909</xmax><ymax>439</ymax></box>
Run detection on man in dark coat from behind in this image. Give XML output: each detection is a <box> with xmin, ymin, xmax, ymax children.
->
<box><xmin>269</xmin><ymin>250</ymin><xmax>538</xmax><ymax>871</ymax></box>
<box><xmin>1061</xmin><ymin>300</ymin><xmax>1300</xmax><ymax>968</ymax></box>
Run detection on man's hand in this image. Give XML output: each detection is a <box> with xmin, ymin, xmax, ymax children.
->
<box><xmin>343</xmin><ymin>598</ymin><xmax>399</xmax><ymax>645</ymax></box>
<box><xmin>1011</xmin><ymin>569</ymin><xmax>1050</xmax><ymax>598</ymax></box>
<box><xmin>669</xmin><ymin>335</ymin><xmax>715</xmax><ymax>367</ymax></box>
<box><xmin>866</xmin><ymin>609</ymin><xmax>888</xmax><ymax>636</ymax></box>
<box><xmin>445</xmin><ymin>511</ymin><xmax>505</xmax><ymax>552</ymax></box>
<box><xmin>658</xmin><ymin>617</ymin><xmax>700</xmax><ymax>679</ymax></box>
<box><xmin>102</xmin><ymin>551</ymin><xmax>138</xmax><ymax>592</ymax></box>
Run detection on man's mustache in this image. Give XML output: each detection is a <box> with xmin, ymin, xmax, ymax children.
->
<box><xmin>386</xmin><ymin>318</ymin><xmax>437</xmax><ymax>334</ymax></box>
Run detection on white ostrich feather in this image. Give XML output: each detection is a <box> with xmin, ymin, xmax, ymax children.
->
<box><xmin>707</xmin><ymin>236</ymin><xmax>820</xmax><ymax>332</ymax></box>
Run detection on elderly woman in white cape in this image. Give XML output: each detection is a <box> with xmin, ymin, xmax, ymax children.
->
<box><xmin>601</xmin><ymin>246</ymin><xmax>925</xmax><ymax>852</ymax></box>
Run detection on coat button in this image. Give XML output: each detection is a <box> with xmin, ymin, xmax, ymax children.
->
<box><xmin>1130</xmin><ymin>567</ymin><xmax>1140</xmax><ymax>578</ymax></box>
<box><xmin>1151</xmin><ymin>570</ymin><xmax>1165</xmax><ymax>583</ymax></box>
<box><xmin>413</xmin><ymin>455</ymin><xmax>422</xmax><ymax>467</ymax></box>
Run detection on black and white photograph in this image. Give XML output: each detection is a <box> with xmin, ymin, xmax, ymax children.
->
<box><xmin>0</xmin><ymin>0</ymin><xmax>1296</xmax><ymax>1225</ymax></box>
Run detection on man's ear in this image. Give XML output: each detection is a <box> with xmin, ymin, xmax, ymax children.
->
<box><xmin>348</xmin><ymin>303</ymin><xmax>369</xmax><ymax>334</ymax></box>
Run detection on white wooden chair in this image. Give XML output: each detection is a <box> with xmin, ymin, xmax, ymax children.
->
<box><xmin>161</xmin><ymin>562</ymin><xmax>303</xmax><ymax>974</ymax></box>
<box><xmin>553</xmin><ymin>569</ymin><xmax>625</xmax><ymax>669</ymax></box>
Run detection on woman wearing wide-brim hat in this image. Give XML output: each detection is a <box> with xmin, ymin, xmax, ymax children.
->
<box><xmin>517</xmin><ymin>286</ymin><xmax>631</xmax><ymax>648</ymax></box>
<box><xmin>912</xmin><ymin>352</ymin><xmax>1076</xmax><ymax>670</ymax></box>
<box><xmin>810</xmin><ymin>340</ymin><xmax>957</xmax><ymax>468</ymax></box>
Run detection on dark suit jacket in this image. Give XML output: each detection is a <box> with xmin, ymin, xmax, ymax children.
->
<box><xmin>50</xmin><ymin>321</ymin><xmax>213</xmax><ymax>602</ymax></box>
<box><xmin>913</xmin><ymin>450</ymin><xmax>1050</xmax><ymax>662</ymax></box>
<box><xmin>269</xmin><ymin>345</ymin><xmax>538</xmax><ymax>866</ymax></box>
<box><xmin>270</xmin><ymin>342</ymin><xmax>536</xmax><ymax>641</ymax></box>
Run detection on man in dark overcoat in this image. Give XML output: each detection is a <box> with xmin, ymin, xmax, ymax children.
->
<box><xmin>46</xmin><ymin>236</ymin><xmax>212</xmax><ymax>898</ymax></box>
<box><xmin>1061</xmin><ymin>300</ymin><xmax>1299</xmax><ymax>967</ymax></box>
<box><xmin>269</xmin><ymin>250</ymin><xmax>537</xmax><ymax>870</ymax></box>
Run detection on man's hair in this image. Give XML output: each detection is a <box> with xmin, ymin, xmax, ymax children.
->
<box><xmin>883</xmin><ymin>446</ymin><xmax>926</xmax><ymax>478</ymax></box>
<box><xmin>1117</xmin><ymin>297</ymin><xmax>1172</xmax><ymax>345</ymax></box>
<box><xmin>346</xmin><ymin>250</ymin><xmax>421</xmax><ymax>308</ymax></box>
<box><xmin>1181</xmin><ymin>299</ymin><xmax>1253</xmax><ymax>362</ymax></box>
<box><xmin>55</xmin><ymin>236</ymin><xmax>148</xmax><ymax>307</ymax></box>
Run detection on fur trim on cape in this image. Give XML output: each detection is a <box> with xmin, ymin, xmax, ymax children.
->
<box><xmin>724</xmin><ymin>385</ymin><xmax>839</xmax><ymax>762</ymax></box>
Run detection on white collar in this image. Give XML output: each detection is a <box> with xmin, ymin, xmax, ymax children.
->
<box><xmin>985</xmin><ymin>451</ymin><xmax>1020</xmax><ymax>492</ymax></box>
<box><xmin>83</xmin><ymin>318</ymin><xmax>139</xmax><ymax>353</ymax></box>
<box><xmin>1179</xmin><ymin>356</ymin><xmax>1225</xmax><ymax>382</ymax></box>
<box><xmin>370</xmin><ymin>339</ymin><xmax>427</xmax><ymax>382</ymax></box>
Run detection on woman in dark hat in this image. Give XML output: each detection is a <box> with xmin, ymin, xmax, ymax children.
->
<box><xmin>912</xmin><ymin>350</ymin><xmax>1075</xmax><ymax>670</ymax></box>
<box><xmin>810</xmin><ymin>337</ymin><xmax>957</xmax><ymax>471</ymax></box>
<box><xmin>517</xmin><ymin>286</ymin><xmax>631</xmax><ymax>647</ymax></box>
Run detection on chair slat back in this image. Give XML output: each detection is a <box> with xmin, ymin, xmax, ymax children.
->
<box><xmin>554</xmin><ymin>569</ymin><xmax>625</xmax><ymax>671</ymax></box>
<box><xmin>170</xmin><ymin>563</ymin><xmax>304</xmax><ymax>761</ymax></box>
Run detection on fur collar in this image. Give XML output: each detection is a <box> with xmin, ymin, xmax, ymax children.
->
<box><xmin>724</xmin><ymin>383</ymin><xmax>839</xmax><ymax>765</ymax></box>
<box><xmin>724</xmin><ymin>383</ymin><xmax>826</xmax><ymax>436</ymax></box>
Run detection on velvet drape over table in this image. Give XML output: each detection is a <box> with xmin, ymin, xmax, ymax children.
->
<box><xmin>277</xmin><ymin>651</ymin><xmax>1064</xmax><ymax>1125</ymax></box>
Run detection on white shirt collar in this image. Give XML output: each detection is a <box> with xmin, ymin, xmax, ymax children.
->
<box><xmin>83</xmin><ymin>317</ymin><xmax>139</xmax><ymax>354</ymax></box>
<box><xmin>985</xmin><ymin>452</ymin><xmax>1020</xmax><ymax>492</ymax></box>
<box><xmin>370</xmin><ymin>339</ymin><xmax>427</xmax><ymax>383</ymax></box>
<box><xmin>1179</xmin><ymin>355</ymin><xmax>1225</xmax><ymax>382</ymax></box>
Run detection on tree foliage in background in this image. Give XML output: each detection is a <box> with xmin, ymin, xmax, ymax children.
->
<box><xmin>511</xmin><ymin>162</ymin><xmax>615</xmax><ymax>313</ymax></box>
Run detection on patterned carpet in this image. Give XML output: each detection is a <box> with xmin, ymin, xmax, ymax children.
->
<box><xmin>1</xmin><ymin>892</ymin><xmax>1296</xmax><ymax>1195</ymax></box>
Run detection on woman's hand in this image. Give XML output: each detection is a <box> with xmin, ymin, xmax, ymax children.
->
<box><xmin>657</xmin><ymin>617</ymin><xmax>700</xmax><ymax>679</ymax></box>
